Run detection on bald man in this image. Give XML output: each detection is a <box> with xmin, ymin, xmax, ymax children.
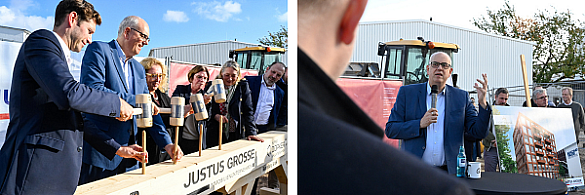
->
<box><xmin>299</xmin><ymin>0</ymin><xmax>474</xmax><ymax>194</ymax></box>
<box><xmin>79</xmin><ymin>16</ymin><xmax>182</xmax><ymax>184</ymax></box>
<box><xmin>386</xmin><ymin>52</ymin><xmax>491</xmax><ymax>175</ymax></box>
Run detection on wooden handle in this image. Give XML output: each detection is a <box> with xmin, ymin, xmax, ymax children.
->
<box><xmin>133</xmin><ymin>108</ymin><xmax>143</xmax><ymax>115</ymax></box>
<box><xmin>158</xmin><ymin>108</ymin><xmax>171</xmax><ymax>114</ymax></box>
<box><xmin>219</xmin><ymin>117</ymin><xmax>223</xmax><ymax>150</ymax></box>
<box><xmin>142</xmin><ymin>130</ymin><xmax>146</xmax><ymax>175</ymax></box>
<box><xmin>520</xmin><ymin>54</ymin><xmax>532</xmax><ymax>107</ymax></box>
<box><xmin>173</xmin><ymin>126</ymin><xmax>179</xmax><ymax>164</ymax></box>
<box><xmin>199</xmin><ymin>124</ymin><xmax>203</xmax><ymax>157</ymax></box>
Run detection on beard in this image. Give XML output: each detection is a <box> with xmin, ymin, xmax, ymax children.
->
<box><xmin>69</xmin><ymin>26</ymin><xmax>84</xmax><ymax>53</ymax></box>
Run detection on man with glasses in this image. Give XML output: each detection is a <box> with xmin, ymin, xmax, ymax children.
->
<box><xmin>386</xmin><ymin>52</ymin><xmax>492</xmax><ymax>175</ymax></box>
<box><xmin>79</xmin><ymin>16</ymin><xmax>183</xmax><ymax>184</ymax></box>
<box><xmin>533</xmin><ymin>88</ymin><xmax>550</xmax><ymax>107</ymax></box>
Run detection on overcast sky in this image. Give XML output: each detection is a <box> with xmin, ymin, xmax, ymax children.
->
<box><xmin>361</xmin><ymin>0</ymin><xmax>585</xmax><ymax>31</ymax></box>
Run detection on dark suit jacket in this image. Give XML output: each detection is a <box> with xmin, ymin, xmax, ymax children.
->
<box><xmin>298</xmin><ymin>49</ymin><xmax>473</xmax><ymax>194</ymax></box>
<box><xmin>208</xmin><ymin>80</ymin><xmax>257</xmax><ymax>146</ymax></box>
<box><xmin>171</xmin><ymin>84</ymin><xmax>211</xmax><ymax>149</ymax></box>
<box><xmin>0</xmin><ymin>29</ymin><xmax>120</xmax><ymax>194</ymax></box>
<box><xmin>80</xmin><ymin>40</ymin><xmax>171</xmax><ymax>170</ymax></box>
<box><xmin>245</xmin><ymin>75</ymin><xmax>285</xmax><ymax>132</ymax></box>
<box><xmin>385</xmin><ymin>82</ymin><xmax>491</xmax><ymax>175</ymax></box>
<box><xmin>276</xmin><ymin>78</ymin><xmax>287</xmax><ymax>126</ymax></box>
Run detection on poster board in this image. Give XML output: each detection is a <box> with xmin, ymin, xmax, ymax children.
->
<box><xmin>493</xmin><ymin>106</ymin><xmax>584</xmax><ymax>189</ymax></box>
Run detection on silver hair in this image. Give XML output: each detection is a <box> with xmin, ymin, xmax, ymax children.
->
<box><xmin>562</xmin><ymin>87</ymin><xmax>573</xmax><ymax>96</ymax></box>
<box><xmin>533</xmin><ymin>88</ymin><xmax>546</xmax><ymax>98</ymax></box>
<box><xmin>117</xmin><ymin>16</ymin><xmax>140</xmax><ymax>37</ymax></box>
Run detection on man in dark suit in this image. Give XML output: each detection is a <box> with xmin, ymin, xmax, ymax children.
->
<box><xmin>385</xmin><ymin>52</ymin><xmax>491</xmax><ymax>175</ymax></box>
<box><xmin>0</xmin><ymin>0</ymin><xmax>134</xmax><ymax>194</ymax></box>
<box><xmin>299</xmin><ymin>0</ymin><xmax>473</xmax><ymax>194</ymax></box>
<box><xmin>245</xmin><ymin>62</ymin><xmax>286</xmax><ymax>133</ymax></box>
<box><xmin>78</xmin><ymin>16</ymin><xmax>183</xmax><ymax>184</ymax></box>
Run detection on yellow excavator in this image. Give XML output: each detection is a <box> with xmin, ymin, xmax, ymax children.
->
<box><xmin>229</xmin><ymin>46</ymin><xmax>286</xmax><ymax>75</ymax></box>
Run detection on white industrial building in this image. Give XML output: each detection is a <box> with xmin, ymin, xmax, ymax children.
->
<box><xmin>1</xmin><ymin>25</ymin><xmax>31</xmax><ymax>148</ymax></box>
<box><xmin>0</xmin><ymin>25</ymin><xmax>30</xmax><ymax>43</ymax></box>
<box><xmin>148</xmin><ymin>40</ymin><xmax>288</xmax><ymax>66</ymax></box>
<box><xmin>352</xmin><ymin>20</ymin><xmax>535</xmax><ymax>105</ymax></box>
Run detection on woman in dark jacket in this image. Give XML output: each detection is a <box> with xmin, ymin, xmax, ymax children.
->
<box><xmin>139</xmin><ymin>57</ymin><xmax>172</xmax><ymax>165</ymax></box>
<box><xmin>207</xmin><ymin>61</ymin><xmax>263</xmax><ymax>148</ymax></box>
<box><xmin>172</xmin><ymin>65</ymin><xmax>212</xmax><ymax>155</ymax></box>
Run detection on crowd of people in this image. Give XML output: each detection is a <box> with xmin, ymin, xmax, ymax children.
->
<box><xmin>0</xmin><ymin>0</ymin><xmax>287</xmax><ymax>194</ymax></box>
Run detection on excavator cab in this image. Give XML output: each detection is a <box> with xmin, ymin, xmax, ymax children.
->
<box><xmin>378</xmin><ymin>37</ymin><xmax>459</xmax><ymax>85</ymax></box>
<box><xmin>229</xmin><ymin>46</ymin><xmax>286</xmax><ymax>75</ymax></box>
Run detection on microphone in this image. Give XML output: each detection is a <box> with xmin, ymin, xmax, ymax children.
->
<box><xmin>431</xmin><ymin>85</ymin><xmax>438</xmax><ymax>109</ymax></box>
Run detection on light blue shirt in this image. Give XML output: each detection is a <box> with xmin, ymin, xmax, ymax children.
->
<box><xmin>422</xmin><ymin>82</ymin><xmax>446</xmax><ymax>166</ymax></box>
<box><xmin>114</xmin><ymin>40</ymin><xmax>134</xmax><ymax>93</ymax></box>
<box><xmin>253</xmin><ymin>75</ymin><xmax>275</xmax><ymax>125</ymax></box>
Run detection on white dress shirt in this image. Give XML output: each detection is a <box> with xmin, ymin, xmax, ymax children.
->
<box><xmin>50</xmin><ymin>31</ymin><xmax>73</xmax><ymax>75</ymax></box>
<box><xmin>422</xmin><ymin>83</ymin><xmax>446</xmax><ymax>166</ymax></box>
<box><xmin>114</xmin><ymin>40</ymin><xmax>134</xmax><ymax>93</ymax></box>
<box><xmin>253</xmin><ymin>76</ymin><xmax>275</xmax><ymax>125</ymax></box>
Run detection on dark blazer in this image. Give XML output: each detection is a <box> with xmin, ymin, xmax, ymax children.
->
<box><xmin>171</xmin><ymin>84</ymin><xmax>211</xmax><ymax>149</ymax></box>
<box><xmin>276</xmin><ymin>78</ymin><xmax>287</xmax><ymax>126</ymax></box>
<box><xmin>298</xmin><ymin>49</ymin><xmax>473</xmax><ymax>194</ymax></box>
<box><xmin>0</xmin><ymin>29</ymin><xmax>120</xmax><ymax>194</ymax></box>
<box><xmin>245</xmin><ymin>75</ymin><xmax>285</xmax><ymax>132</ymax></box>
<box><xmin>385</xmin><ymin>82</ymin><xmax>491</xmax><ymax>175</ymax></box>
<box><xmin>208</xmin><ymin>80</ymin><xmax>257</xmax><ymax>147</ymax></box>
<box><xmin>80</xmin><ymin>40</ymin><xmax>171</xmax><ymax>171</ymax></box>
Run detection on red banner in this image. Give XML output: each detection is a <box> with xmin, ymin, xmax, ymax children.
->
<box><xmin>336</xmin><ymin>78</ymin><xmax>402</xmax><ymax>147</ymax></box>
<box><xmin>168</xmin><ymin>62</ymin><xmax>258</xmax><ymax>96</ymax></box>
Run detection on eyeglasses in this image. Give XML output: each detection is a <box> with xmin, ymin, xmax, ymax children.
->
<box><xmin>131</xmin><ymin>28</ymin><xmax>150</xmax><ymax>42</ymax></box>
<box><xmin>430</xmin><ymin>61</ymin><xmax>451</xmax><ymax>69</ymax></box>
<box><xmin>195</xmin><ymin>75</ymin><xmax>208</xmax><ymax>80</ymax></box>
<box><xmin>146</xmin><ymin>73</ymin><xmax>165</xmax><ymax>79</ymax></box>
<box><xmin>537</xmin><ymin>95</ymin><xmax>549</xmax><ymax>100</ymax></box>
<box><xmin>222</xmin><ymin>74</ymin><xmax>238</xmax><ymax>79</ymax></box>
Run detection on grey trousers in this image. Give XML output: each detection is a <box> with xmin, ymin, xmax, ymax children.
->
<box><xmin>484</xmin><ymin>147</ymin><xmax>498</xmax><ymax>172</ymax></box>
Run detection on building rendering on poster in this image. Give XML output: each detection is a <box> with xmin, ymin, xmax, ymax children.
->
<box><xmin>493</xmin><ymin>106</ymin><xmax>583</xmax><ymax>188</ymax></box>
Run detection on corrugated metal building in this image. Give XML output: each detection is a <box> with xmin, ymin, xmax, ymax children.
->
<box><xmin>148</xmin><ymin>40</ymin><xmax>288</xmax><ymax>65</ymax></box>
<box><xmin>352</xmin><ymin>20</ymin><xmax>535</xmax><ymax>105</ymax></box>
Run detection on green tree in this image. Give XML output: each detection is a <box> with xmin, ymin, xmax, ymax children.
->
<box><xmin>473</xmin><ymin>1</ymin><xmax>585</xmax><ymax>83</ymax></box>
<box><xmin>496</xmin><ymin>124</ymin><xmax>517</xmax><ymax>173</ymax></box>
<box><xmin>258</xmin><ymin>25</ymin><xmax>288</xmax><ymax>49</ymax></box>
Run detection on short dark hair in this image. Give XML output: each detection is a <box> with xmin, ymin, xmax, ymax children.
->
<box><xmin>268</xmin><ymin>61</ymin><xmax>287</xmax><ymax>70</ymax></box>
<box><xmin>54</xmin><ymin>0</ymin><xmax>102</xmax><ymax>28</ymax></box>
<box><xmin>495</xmin><ymin>88</ymin><xmax>509</xmax><ymax>97</ymax></box>
<box><xmin>187</xmin><ymin>65</ymin><xmax>210</xmax><ymax>83</ymax></box>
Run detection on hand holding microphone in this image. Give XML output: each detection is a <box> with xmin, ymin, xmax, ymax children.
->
<box><xmin>420</xmin><ymin>85</ymin><xmax>439</xmax><ymax>128</ymax></box>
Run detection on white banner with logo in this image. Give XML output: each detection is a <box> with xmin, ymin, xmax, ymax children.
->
<box><xmin>0</xmin><ymin>41</ymin><xmax>22</xmax><ymax>148</ymax></box>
